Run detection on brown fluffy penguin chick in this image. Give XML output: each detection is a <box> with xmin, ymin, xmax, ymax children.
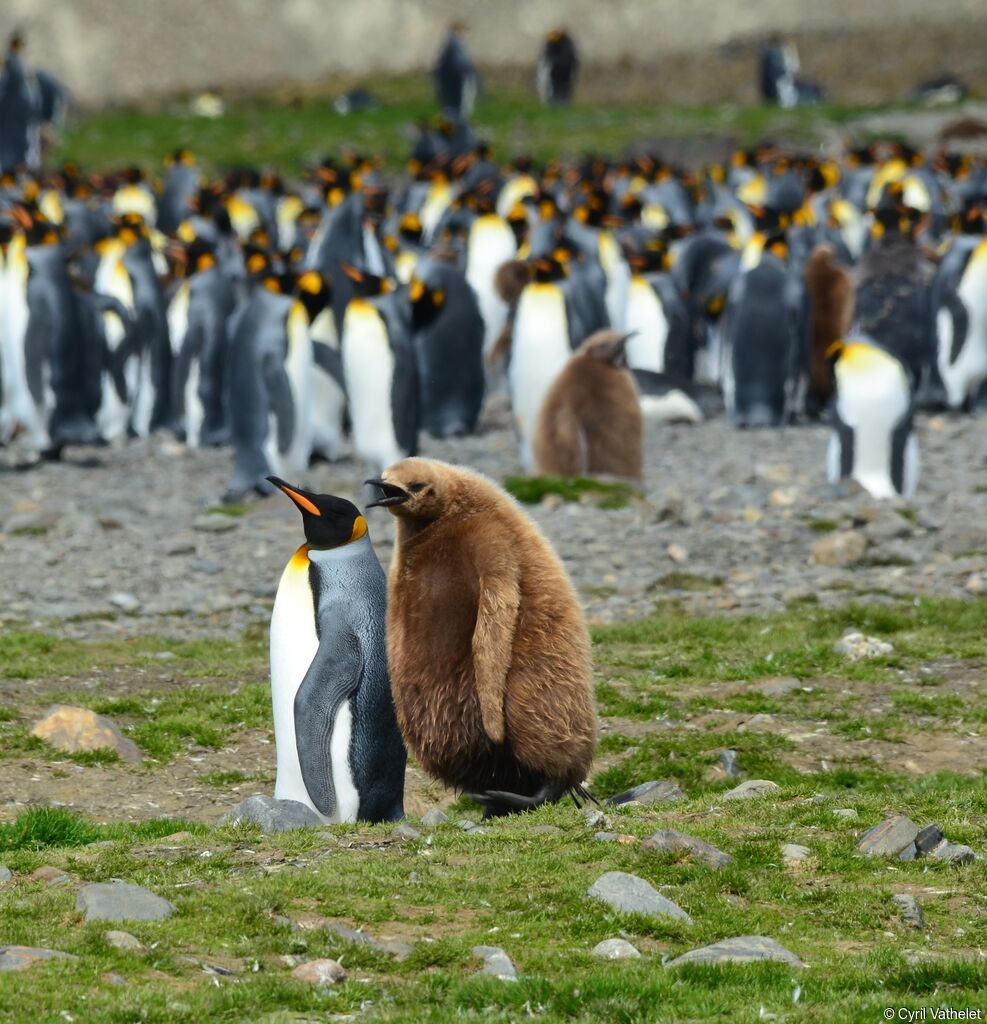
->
<box><xmin>804</xmin><ymin>244</ymin><xmax>854</xmax><ymax>416</ymax></box>
<box><xmin>366</xmin><ymin>458</ymin><xmax>596</xmax><ymax>816</ymax></box>
<box><xmin>532</xmin><ymin>329</ymin><xmax>643</xmax><ymax>480</ymax></box>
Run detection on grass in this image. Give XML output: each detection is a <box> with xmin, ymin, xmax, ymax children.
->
<box><xmin>505</xmin><ymin>475</ymin><xmax>640</xmax><ymax>509</ymax></box>
<box><xmin>52</xmin><ymin>79</ymin><xmax>911</xmax><ymax>176</ymax></box>
<box><xmin>1</xmin><ymin>595</ymin><xmax>985</xmax><ymax>1021</ymax></box>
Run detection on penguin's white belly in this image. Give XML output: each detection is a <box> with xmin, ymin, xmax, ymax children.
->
<box><xmin>342</xmin><ymin>303</ymin><xmax>402</xmax><ymax>472</ymax></box>
<box><xmin>0</xmin><ymin>259</ymin><xmax>36</xmax><ymax>442</ymax></box>
<box><xmin>836</xmin><ymin>361</ymin><xmax>910</xmax><ymax>499</ymax></box>
<box><xmin>270</xmin><ymin>551</ymin><xmax>326</xmax><ymax>820</ymax></box>
<box><xmin>466</xmin><ymin>217</ymin><xmax>516</xmax><ymax>356</ymax></box>
<box><xmin>329</xmin><ymin>702</ymin><xmax>359</xmax><ymax>823</ymax></box>
<box><xmin>942</xmin><ymin>245</ymin><xmax>987</xmax><ymax>407</ymax></box>
<box><xmin>600</xmin><ymin>233</ymin><xmax>629</xmax><ymax>330</ymax></box>
<box><xmin>509</xmin><ymin>285</ymin><xmax>570</xmax><ymax>471</ymax></box>
<box><xmin>283</xmin><ymin>305</ymin><xmax>314</xmax><ymax>475</ymax></box>
<box><xmin>131</xmin><ymin>354</ymin><xmax>154</xmax><ymax>438</ymax></box>
<box><xmin>640</xmin><ymin>390</ymin><xmax>702</xmax><ymax>423</ymax></box>
<box><xmin>625</xmin><ymin>278</ymin><xmax>668</xmax><ymax>372</ymax></box>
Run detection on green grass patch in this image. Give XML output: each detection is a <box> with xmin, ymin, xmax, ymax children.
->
<box><xmin>207</xmin><ymin>503</ymin><xmax>251</xmax><ymax>517</ymax></box>
<box><xmin>504</xmin><ymin>475</ymin><xmax>639</xmax><ymax>508</ymax></box>
<box><xmin>807</xmin><ymin>519</ymin><xmax>840</xmax><ymax>533</ymax></box>
<box><xmin>656</xmin><ymin>572</ymin><xmax>724</xmax><ymax>591</ymax></box>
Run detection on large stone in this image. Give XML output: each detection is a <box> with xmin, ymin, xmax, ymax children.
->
<box><xmin>0</xmin><ymin>946</ymin><xmax>78</xmax><ymax>972</ymax></box>
<box><xmin>781</xmin><ymin>843</ymin><xmax>811</xmax><ymax>864</ymax></box>
<box><xmin>473</xmin><ymin>945</ymin><xmax>518</xmax><ymax>981</ymax></box>
<box><xmin>856</xmin><ymin>816</ymin><xmax>919</xmax><ymax>858</ymax></box>
<box><xmin>76</xmin><ymin>882</ymin><xmax>176</xmax><ymax>922</ymax></box>
<box><xmin>607</xmin><ymin>779</ymin><xmax>685</xmax><ymax>806</ymax></box>
<box><xmin>721</xmin><ymin>779</ymin><xmax>780</xmax><ymax>801</ymax></box>
<box><xmin>930</xmin><ymin>841</ymin><xmax>975</xmax><ymax>866</ymax></box>
<box><xmin>587</xmin><ymin>871</ymin><xmax>692</xmax><ymax>923</ymax></box>
<box><xmin>665</xmin><ymin>935</ymin><xmax>805</xmax><ymax>968</ymax></box>
<box><xmin>641</xmin><ymin>829</ymin><xmax>734</xmax><ymax>870</ymax></box>
<box><xmin>31</xmin><ymin>705</ymin><xmax>142</xmax><ymax>763</ymax></box>
<box><xmin>914</xmin><ymin>824</ymin><xmax>945</xmax><ymax>856</ymax></box>
<box><xmin>592</xmin><ymin>938</ymin><xmax>641</xmax><ymax>959</ymax></box>
<box><xmin>291</xmin><ymin>958</ymin><xmax>346</xmax><ymax>985</ymax></box>
<box><xmin>811</xmin><ymin>530</ymin><xmax>867</xmax><ymax>567</ymax></box>
<box><xmin>224</xmin><ymin>795</ymin><xmax>322</xmax><ymax>833</ymax></box>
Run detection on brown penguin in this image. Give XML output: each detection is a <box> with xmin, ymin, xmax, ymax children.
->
<box><xmin>532</xmin><ymin>329</ymin><xmax>643</xmax><ymax>479</ymax></box>
<box><xmin>804</xmin><ymin>244</ymin><xmax>854</xmax><ymax>416</ymax></box>
<box><xmin>366</xmin><ymin>458</ymin><xmax>596</xmax><ymax>815</ymax></box>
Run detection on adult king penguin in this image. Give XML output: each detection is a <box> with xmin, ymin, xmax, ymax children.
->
<box><xmin>268</xmin><ymin>477</ymin><xmax>405</xmax><ymax>824</ymax></box>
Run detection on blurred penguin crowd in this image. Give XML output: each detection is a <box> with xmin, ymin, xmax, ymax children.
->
<box><xmin>1</xmin><ymin>27</ymin><xmax>986</xmax><ymax>505</ymax></box>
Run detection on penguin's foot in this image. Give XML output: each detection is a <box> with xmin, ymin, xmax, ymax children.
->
<box><xmin>469</xmin><ymin>780</ymin><xmax>570</xmax><ymax>818</ymax></box>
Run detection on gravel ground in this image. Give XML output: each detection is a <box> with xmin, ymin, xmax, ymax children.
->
<box><xmin>1</xmin><ymin>410</ymin><xmax>985</xmax><ymax>637</ymax></box>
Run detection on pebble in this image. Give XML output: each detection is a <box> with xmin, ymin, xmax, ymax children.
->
<box><xmin>458</xmin><ymin>819</ymin><xmax>487</xmax><ymax>835</ymax></box>
<box><xmin>811</xmin><ymin>530</ymin><xmax>867</xmax><ymax>566</ymax></box>
<box><xmin>641</xmin><ymin>829</ymin><xmax>734</xmax><ymax>869</ymax></box>
<box><xmin>721</xmin><ymin>779</ymin><xmax>780</xmax><ymax>801</ymax></box>
<box><xmin>105</xmin><ymin>930</ymin><xmax>146</xmax><ymax>951</ymax></box>
<box><xmin>223</xmin><ymin>795</ymin><xmax>322</xmax><ymax>833</ymax></box>
<box><xmin>832</xmin><ymin>631</ymin><xmax>894</xmax><ymax>660</ymax></box>
<box><xmin>291</xmin><ymin>958</ymin><xmax>346</xmax><ymax>985</ymax></box>
<box><xmin>833</xmin><ymin>808</ymin><xmax>858</xmax><ymax>820</ymax></box>
<box><xmin>608</xmin><ymin>779</ymin><xmax>684</xmax><ymax>806</ymax></box>
<box><xmin>31</xmin><ymin>866</ymin><xmax>71</xmax><ymax>886</ymax></box>
<box><xmin>109</xmin><ymin>591</ymin><xmax>141</xmax><ymax>612</ymax></box>
<box><xmin>665</xmin><ymin>935</ymin><xmax>805</xmax><ymax>968</ymax></box>
<box><xmin>587</xmin><ymin>871</ymin><xmax>692</xmax><ymax>923</ymax></box>
<box><xmin>472</xmin><ymin>945</ymin><xmax>518</xmax><ymax>981</ymax></box>
<box><xmin>856</xmin><ymin>816</ymin><xmax>919</xmax><ymax>858</ymax></box>
<box><xmin>76</xmin><ymin>882</ymin><xmax>175</xmax><ymax>922</ymax></box>
<box><xmin>592</xmin><ymin>938</ymin><xmax>641</xmax><ymax>959</ymax></box>
<box><xmin>420</xmin><ymin>807</ymin><xmax>449</xmax><ymax>826</ymax></box>
<box><xmin>930</xmin><ymin>841</ymin><xmax>976</xmax><ymax>866</ymax></box>
<box><xmin>892</xmin><ymin>894</ymin><xmax>925</xmax><ymax>930</ymax></box>
<box><xmin>31</xmin><ymin>705</ymin><xmax>143</xmax><ymax>763</ymax></box>
<box><xmin>582</xmin><ymin>808</ymin><xmax>611</xmax><ymax>829</ymax></box>
<box><xmin>0</xmin><ymin>946</ymin><xmax>79</xmax><ymax>972</ymax></box>
<box><xmin>391</xmin><ymin>824</ymin><xmax>422</xmax><ymax>841</ymax></box>
<box><xmin>0</xmin><ymin>866</ymin><xmax>11</xmax><ymax>884</ymax></box>
<box><xmin>781</xmin><ymin>843</ymin><xmax>811</xmax><ymax>864</ymax></box>
<box><xmin>666</xmin><ymin>543</ymin><xmax>688</xmax><ymax>563</ymax></box>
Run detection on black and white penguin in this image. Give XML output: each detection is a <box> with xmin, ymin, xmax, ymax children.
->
<box><xmin>339</xmin><ymin>265</ymin><xmax>418</xmax><ymax>475</ymax></box>
<box><xmin>537</xmin><ymin>29</ymin><xmax>579</xmax><ymax>106</ymax></box>
<box><xmin>433</xmin><ymin>23</ymin><xmax>479</xmax><ymax>119</ymax></box>
<box><xmin>464</xmin><ymin>205</ymin><xmax>517</xmax><ymax>368</ymax></box>
<box><xmin>409</xmin><ymin>257</ymin><xmax>485</xmax><ymax>438</ymax></box>
<box><xmin>827</xmin><ymin>339</ymin><xmax>919</xmax><ymax>499</ymax></box>
<box><xmin>623</xmin><ymin>246</ymin><xmax>693</xmax><ymax>379</ymax></box>
<box><xmin>158</xmin><ymin>149</ymin><xmax>201</xmax><ymax>235</ymax></box>
<box><xmin>0</xmin><ymin>35</ymin><xmax>41</xmax><ymax>173</ymax></box>
<box><xmin>932</xmin><ymin>235</ymin><xmax>987</xmax><ymax>411</ymax></box>
<box><xmin>268</xmin><ymin>478</ymin><xmax>405</xmax><ymax>824</ymax></box>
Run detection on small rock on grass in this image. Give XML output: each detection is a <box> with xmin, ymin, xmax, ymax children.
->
<box><xmin>721</xmin><ymin>779</ymin><xmax>780</xmax><ymax>801</ymax></box>
<box><xmin>592</xmin><ymin>938</ymin><xmax>641</xmax><ymax>959</ymax></box>
<box><xmin>587</xmin><ymin>871</ymin><xmax>692</xmax><ymax>923</ymax></box>
<box><xmin>892</xmin><ymin>894</ymin><xmax>925</xmax><ymax>930</ymax></box>
<box><xmin>641</xmin><ymin>829</ymin><xmax>733</xmax><ymax>870</ymax></box>
<box><xmin>665</xmin><ymin>935</ymin><xmax>805</xmax><ymax>968</ymax></box>
<box><xmin>857</xmin><ymin>816</ymin><xmax>919</xmax><ymax>858</ymax></box>
<box><xmin>105</xmin><ymin>930</ymin><xmax>145</xmax><ymax>951</ymax></box>
<box><xmin>607</xmin><ymin>779</ymin><xmax>684</xmax><ymax>806</ymax></box>
<box><xmin>473</xmin><ymin>945</ymin><xmax>518</xmax><ymax>981</ymax></box>
<box><xmin>420</xmin><ymin>807</ymin><xmax>448</xmax><ymax>826</ymax></box>
<box><xmin>781</xmin><ymin>844</ymin><xmax>811</xmax><ymax>864</ymax></box>
<box><xmin>31</xmin><ymin>866</ymin><xmax>71</xmax><ymax>886</ymax></box>
<box><xmin>223</xmin><ymin>795</ymin><xmax>322</xmax><ymax>833</ymax></box>
<box><xmin>291</xmin><ymin>958</ymin><xmax>346</xmax><ymax>985</ymax></box>
<box><xmin>109</xmin><ymin>591</ymin><xmax>141</xmax><ymax>613</ymax></box>
<box><xmin>0</xmin><ymin>866</ymin><xmax>11</xmax><ymax>883</ymax></box>
<box><xmin>833</xmin><ymin>631</ymin><xmax>894</xmax><ymax>660</ymax></box>
<box><xmin>391</xmin><ymin>824</ymin><xmax>422</xmax><ymax>841</ymax></box>
<box><xmin>931</xmin><ymin>841</ymin><xmax>975</xmax><ymax>866</ymax></box>
<box><xmin>0</xmin><ymin>946</ymin><xmax>79</xmax><ymax>972</ymax></box>
<box><xmin>811</xmin><ymin>529</ymin><xmax>867</xmax><ymax>567</ymax></box>
<box><xmin>31</xmin><ymin>704</ymin><xmax>142</xmax><ymax>763</ymax></box>
<box><xmin>76</xmin><ymin>882</ymin><xmax>175</xmax><ymax>922</ymax></box>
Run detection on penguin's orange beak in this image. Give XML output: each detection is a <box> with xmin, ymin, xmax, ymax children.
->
<box><xmin>365</xmin><ymin>479</ymin><xmax>410</xmax><ymax>508</ymax></box>
<box><xmin>267</xmin><ymin>477</ymin><xmax>321</xmax><ymax>516</ymax></box>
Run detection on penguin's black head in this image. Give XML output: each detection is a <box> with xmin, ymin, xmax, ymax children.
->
<box><xmin>268</xmin><ymin>478</ymin><xmax>368</xmax><ymax>549</ymax></box>
<box><xmin>294</xmin><ymin>270</ymin><xmax>332</xmax><ymax>321</ymax></box>
<box><xmin>409</xmin><ymin>273</ymin><xmax>446</xmax><ymax>329</ymax></box>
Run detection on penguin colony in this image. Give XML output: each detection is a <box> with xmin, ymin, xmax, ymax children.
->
<box><xmin>2</xmin><ymin>131</ymin><xmax>986</xmax><ymax>501</ymax></box>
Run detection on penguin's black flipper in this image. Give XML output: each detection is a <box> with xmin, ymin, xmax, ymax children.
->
<box><xmin>312</xmin><ymin>339</ymin><xmax>346</xmax><ymax>390</ymax></box>
<box><xmin>261</xmin><ymin>350</ymin><xmax>296</xmax><ymax>455</ymax></box>
<box><xmin>294</xmin><ymin>627</ymin><xmax>364</xmax><ymax>820</ymax></box>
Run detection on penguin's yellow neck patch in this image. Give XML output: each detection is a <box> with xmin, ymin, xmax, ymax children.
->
<box><xmin>290</xmin><ymin>543</ymin><xmax>310</xmax><ymax>570</ymax></box>
<box><xmin>839</xmin><ymin>342</ymin><xmax>895</xmax><ymax>371</ymax></box>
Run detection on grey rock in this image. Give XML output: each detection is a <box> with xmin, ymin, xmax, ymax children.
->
<box><xmin>758</xmin><ymin>677</ymin><xmax>801</xmax><ymax>697</ymax></box>
<box><xmin>473</xmin><ymin>945</ymin><xmax>518</xmax><ymax>981</ymax></box>
<box><xmin>193</xmin><ymin>515</ymin><xmax>239</xmax><ymax>533</ymax></box>
<box><xmin>420</xmin><ymin>807</ymin><xmax>449</xmax><ymax>826</ymax></box>
<box><xmin>892</xmin><ymin>894</ymin><xmax>924</xmax><ymax>929</ymax></box>
<box><xmin>781</xmin><ymin>843</ymin><xmax>811</xmax><ymax>864</ymax></box>
<box><xmin>914</xmin><ymin>824</ymin><xmax>945</xmax><ymax>855</ymax></box>
<box><xmin>833</xmin><ymin>631</ymin><xmax>894</xmax><ymax>660</ymax></box>
<box><xmin>324</xmin><ymin>922</ymin><xmax>411</xmax><ymax>959</ymax></box>
<box><xmin>391</xmin><ymin>824</ymin><xmax>422</xmax><ymax>841</ymax></box>
<box><xmin>665</xmin><ymin>935</ymin><xmax>805</xmax><ymax>968</ymax></box>
<box><xmin>811</xmin><ymin>529</ymin><xmax>867</xmax><ymax>566</ymax></box>
<box><xmin>190</xmin><ymin>559</ymin><xmax>223</xmax><ymax>575</ymax></box>
<box><xmin>833</xmin><ymin>808</ymin><xmax>858</xmax><ymax>820</ymax></box>
<box><xmin>76</xmin><ymin>882</ymin><xmax>175</xmax><ymax>922</ymax></box>
<box><xmin>105</xmin><ymin>930</ymin><xmax>145</xmax><ymax>951</ymax></box>
<box><xmin>31</xmin><ymin>866</ymin><xmax>71</xmax><ymax>886</ymax></box>
<box><xmin>291</xmin><ymin>958</ymin><xmax>346</xmax><ymax>985</ymax></box>
<box><xmin>641</xmin><ymin>829</ymin><xmax>734</xmax><ymax>870</ymax></box>
<box><xmin>718</xmin><ymin>749</ymin><xmax>742</xmax><ymax>778</ymax></box>
<box><xmin>224</xmin><ymin>795</ymin><xmax>322</xmax><ymax>833</ymax></box>
<box><xmin>592</xmin><ymin>938</ymin><xmax>641</xmax><ymax>959</ymax></box>
<box><xmin>164</xmin><ymin>540</ymin><xmax>196</xmax><ymax>556</ymax></box>
<box><xmin>0</xmin><ymin>946</ymin><xmax>79</xmax><ymax>972</ymax></box>
<box><xmin>0</xmin><ymin>866</ymin><xmax>11</xmax><ymax>883</ymax></box>
<box><xmin>458</xmin><ymin>819</ymin><xmax>487</xmax><ymax>834</ymax></box>
<box><xmin>587</xmin><ymin>871</ymin><xmax>692</xmax><ymax>923</ymax></box>
<box><xmin>857</xmin><ymin>816</ymin><xmax>919</xmax><ymax>858</ymax></box>
<box><xmin>930</xmin><ymin>841</ymin><xmax>976</xmax><ymax>866</ymax></box>
<box><xmin>583</xmin><ymin>808</ymin><xmax>611</xmax><ymax>829</ymax></box>
<box><xmin>109</xmin><ymin>591</ymin><xmax>141</xmax><ymax>612</ymax></box>
<box><xmin>721</xmin><ymin>779</ymin><xmax>780</xmax><ymax>801</ymax></box>
<box><xmin>608</xmin><ymin>779</ymin><xmax>685</xmax><ymax>806</ymax></box>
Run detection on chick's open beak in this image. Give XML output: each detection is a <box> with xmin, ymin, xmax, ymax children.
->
<box><xmin>365</xmin><ymin>478</ymin><xmax>410</xmax><ymax>508</ymax></box>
